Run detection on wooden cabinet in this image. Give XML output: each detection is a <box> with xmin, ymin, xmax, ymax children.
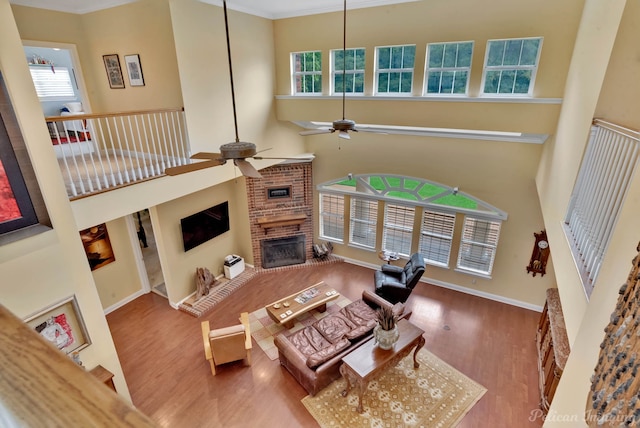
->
<box><xmin>536</xmin><ymin>288</ymin><xmax>570</xmax><ymax>412</ymax></box>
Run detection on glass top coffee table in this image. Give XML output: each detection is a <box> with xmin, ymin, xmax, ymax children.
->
<box><xmin>265</xmin><ymin>281</ymin><xmax>340</xmax><ymax>329</ymax></box>
<box><xmin>340</xmin><ymin>318</ymin><xmax>426</xmax><ymax>413</ymax></box>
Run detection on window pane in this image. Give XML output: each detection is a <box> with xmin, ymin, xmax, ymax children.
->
<box><xmin>320</xmin><ymin>194</ymin><xmax>344</xmax><ymax>241</ymax></box>
<box><xmin>350</xmin><ymin>199</ymin><xmax>377</xmax><ymax>248</ymax></box>
<box><xmin>345</xmin><ymin>74</ymin><xmax>354</xmax><ymax>93</ymax></box>
<box><xmin>483</xmin><ymin>70</ymin><xmax>500</xmax><ymax>93</ymax></box>
<box><xmin>458</xmin><ymin>43</ymin><xmax>473</xmax><ymax>67</ymax></box>
<box><xmin>378</xmin><ymin>47</ymin><xmax>391</xmax><ymax>68</ymax></box>
<box><xmin>503</xmin><ymin>40</ymin><xmax>523</xmax><ymax>66</ymax></box>
<box><xmin>443</xmin><ymin>44</ymin><xmax>458</xmax><ymax>68</ymax></box>
<box><xmin>440</xmin><ymin>71</ymin><xmax>454</xmax><ymax>93</ymax></box>
<box><xmin>335</xmin><ymin>74</ymin><xmax>344</xmax><ymax>93</ymax></box>
<box><xmin>356</xmin><ymin>49</ymin><xmax>366</xmax><ymax>69</ymax></box>
<box><xmin>403</xmin><ymin>45</ymin><xmax>416</xmax><ymax>68</ymax></box>
<box><xmin>400</xmin><ymin>72</ymin><xmax>412</xmax><ymax>92</ymax></box>
<box><xmin>487</xmin><ymin>41</ymin><xmax>505</xmax><ymax>66</ymax></box>
<box><xmin>419</xmin><ymin>211</ymin><xmax>455</xmax><ymax>266</ymax></box>
<box><xmin>383</xmin><ymin>204</ymin><xmax>414</xmax><ymax>257</ymax></box>
<box><xmin>334</xmin><ymin>50</ymin><xmax>344</xmax><ymax>70</ymax></box>
<box><xmin>453</xmin><ymin>71</ymin><xmax>467</xmax><ymax>93</ymax></box>
<box><xmin>378</xmin><ymin>73</ymin><xmax>389</xmax><ymax>92</ymax></box>
<box><xmin>521</xmin><ymin>39</ymin><xmax>540</xmax><ymax>65</ymax></box>
<box><xmin>388</xmin><ymin>72</ymin><xmax>400</xmax><ymax>92</ymax></box>
<box><xmin>427</xmin><ymin>72</ymin><xmax>441</xmax><ymax>93</ymax></box>
<box><xmin>498</xmin><ymin>70</ymin><xmax>515</xmax><ymax>93</ymax></box>
<box><xmin>30</xmin><ymin>67</ymin><xmax>75</xmax><ymax>99</ymax></box>
<box><xmin>457</xmin><ymin>217</ymin><xmax>501</xmax><ymax>275</ymax></box>
<box><xmin>313</xmin><ymin>75</ymin><xmax>322</xmax><ymax>92</ymax></box>
<box><xmin>514</xmin><ymin>69</ymin><xmax>531</xmax><ymax>94</ymax></box>
<box><xmin>391</xmin><ymin>46</ymin><xmax>403</xmax><ymax>68</ymax></box>
<box><xmin>429</xmin><ymin>44</ymin><xmax>444</xmax><ymax>68</ymax></box>
<box><xmin>354</xmin><ymin>74</ymin><xmax>364</xmax><ymax>92</ymax></box>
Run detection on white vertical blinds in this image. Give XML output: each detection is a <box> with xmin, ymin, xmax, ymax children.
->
<box><xmin>419</xmin><ymin>210</ymin><xmax>455</xmax><ymax>266</ymax></box>
<box><xmin>564</xmin><ymin>121</ymin><xmax>640</xmax><ymax>297</ymax></box>
<box><xmin>349</xmin><ymin>198</ymin><xmax>377</xmax><ymax>249</ymax></box>
<box><xmin>382</xmin><ymin>204</ymin><xmax>415</xmax><ymax>257</ymax></box>
<box><xmin>320</xmin><ymin>194</ymin><xmax>344</xmax><ymax>242</ymax></box>
<box><xmin>457</xmin><ymin>216</ymin><xmax>501</xmax><ymax>275</ymax></box>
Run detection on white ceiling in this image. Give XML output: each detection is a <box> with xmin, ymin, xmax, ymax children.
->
<box><xmin>9</xmin><ymin>0</ymin><xmax>421</xmax><ymax>19</ymax></box>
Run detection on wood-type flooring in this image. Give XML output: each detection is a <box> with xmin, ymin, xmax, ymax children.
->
<box><xmin>106</xmin><ymin>262</ymin><xmax>543</xmax><ymax>427</ymax></box>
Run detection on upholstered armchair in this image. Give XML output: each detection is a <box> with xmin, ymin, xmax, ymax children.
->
<box><xmin>201</xmin><ymin>312</ymin><xmax>252</xmax><ymax>376</ymax></box>
<box><xmin>374</xmin><ymin>252</ymin><xmax>426</xmax><ymax>304</ymax></box>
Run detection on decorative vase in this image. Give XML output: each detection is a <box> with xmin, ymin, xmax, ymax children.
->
<box><xmin>374</xmin><ymin>324</ymin><xmax>399</xmax><ymax>350</ymax></box>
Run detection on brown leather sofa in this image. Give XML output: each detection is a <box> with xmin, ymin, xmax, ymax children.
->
<box><xmin>274</xmin><ymin>289</ymin><xmax>405</xmax><ymax>396</ymax></box>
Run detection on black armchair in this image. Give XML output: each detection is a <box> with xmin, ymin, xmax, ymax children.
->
<box><xmin>374</xmin><ymin>252</ymin><xmax>426</xmax><ymax>304</ymax></box>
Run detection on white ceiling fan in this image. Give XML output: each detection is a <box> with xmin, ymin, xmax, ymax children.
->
<box><xmin>299</xmin><ymin>0</ymin><xmax>384</xmax><ymax>140</ymax></box>
<box><xmin>166</xmin><ymin>0</ymin><xmax>297</xmax><ymax>179</ymax></box>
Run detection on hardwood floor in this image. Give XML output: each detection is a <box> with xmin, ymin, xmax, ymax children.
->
<box><xmin>106</xmin><ymin>262</ymin><xmax>543</xmax><ymax>427</ymax></box>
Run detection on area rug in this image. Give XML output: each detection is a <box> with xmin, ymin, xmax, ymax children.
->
<box><xmin>302</xmin><ymin>348</ymin><xmax>486</xmax><ymax>428</ymax></box>
<box><xmin>248</xmin><ymin>295</ymin><xmax>352</xmax><ymax>360</ymax></box>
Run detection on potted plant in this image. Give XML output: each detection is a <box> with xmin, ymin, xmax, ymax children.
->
<box><xmin>373</xmin><ymin>306</ymin><xmax>399</xmax><ymax>350</ymax></box>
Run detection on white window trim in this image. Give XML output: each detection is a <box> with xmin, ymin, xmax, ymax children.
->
<box><xmin>382</xmin><ymin>203</ymin><xmax>415</xmax><ymax>258</ymax></box>
<box><xmin>291</xmin><ymin>51</ymin><xmax>322</xmax><ymax>95</ymax></box>
<box><xmin>480</xmin><ymin>37</ymin><xmax>543</xmax><ymax>97</ymax></box>
<box><xmin>418</xmin><ymin>209</ymin><xmax>455</xmax><ymax>268</ymax></box>
<box><xmin>374</xmin><ymin>44</ymin><xmax>416</xmax><ymax>96</ymax></box>
<box><xmin>424</xmin><ymin>41</ymin><xmax>474</xmax><ymax>97</ymax></box>
<box><xmin>319</xmin><ymin>193</ymin><xmax>344</xmax><ymax>243</ymax></box>
<box><xmin>331</xmin><ymin>48</ymin><xmax>365</xmax><ymax>96</ymax></box>
<box><xmin>456</xmin><ymin>216</ymin><xmax>501</xmax><ymax>276</ymax></box>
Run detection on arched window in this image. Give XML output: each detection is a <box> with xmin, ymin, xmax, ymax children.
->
<box><xmin>317</xmin><ymin>174</ymin><xmax>507</xmax><ymax>277</ymax></box>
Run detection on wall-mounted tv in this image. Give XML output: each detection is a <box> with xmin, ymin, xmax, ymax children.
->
<box><xmin>180</xmin><ymin>201</ymin><xmax>230</xmax><ymax>252</ymax></box>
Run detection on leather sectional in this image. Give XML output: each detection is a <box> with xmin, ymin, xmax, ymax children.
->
<box><xmin>274</xmin><ymin>289</ymin><xmax>405</xmax><ymax>396</ymax></box>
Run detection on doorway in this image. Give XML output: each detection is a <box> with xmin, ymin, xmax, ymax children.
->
<box><xmin>133</xmin><ymin>210</ymin><xmax>167</xmax><ymax>298</ymax></box>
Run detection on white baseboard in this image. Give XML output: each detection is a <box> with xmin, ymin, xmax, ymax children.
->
<box><xmin>103</xmin><ymin>289</ymin><xmax>147</xmax><ymax>315</ymax></box>
<box><xmin>340</xmin><ymin>255</ymin><xmax>543</xmax><ymax>312</ymax></box>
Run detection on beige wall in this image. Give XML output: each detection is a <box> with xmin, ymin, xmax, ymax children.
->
<box><xmin>13</xmin><ymin>0</ymin><xmax>183</xmax><ymax>113</ymax></box>
<box><xmin>536</xmin><ymin>0</ymin><xmax>630</xmax><ymax>425</ymax></box>
<box><xmin>310</xmin><ymin>131</ymin><xmax>555</xmax><ymax>307</ymax></box>
<box><xmin>0</xmin><ymin>0</ymin><xmax>132</xmax><ymax>400</ymax></box>
<box><xmin>92</xmin><ymin>219</ymin><xmax>144</xmax><ymax>310</ymax></box>
<box><xmin>153</xmin><ymin>179</ymin><xmax>250</xmax><ymax>303</ymax></box>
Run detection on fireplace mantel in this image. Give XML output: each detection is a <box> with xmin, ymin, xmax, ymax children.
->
<box><xmin>256</xmin><ymin>213</ymin><xmax>307</xmax><ymax>234</ymax></box>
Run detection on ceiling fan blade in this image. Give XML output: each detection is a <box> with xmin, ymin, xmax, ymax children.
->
<box><xmin>300</xmin><ymin>128</ymin><xmax>333</xmax><ymax>136</ymax></box>
<box><xmin>234</xmin><ymin>159</ymin><xmax>262</xmax><ymax>178</ymax></box>
<box><xmin>355</xmin><ymin>127</ymin><xmax>388</xmax><ymax>135</ymax></box>
<box><xmin>165</xmin><ymin>160</ymin><xmax>223</xmax><ymax>176</ymax></box>
<box><xmin>252</xmin><ymin>156</ymin><xmax>309</xmax><ymax>160</ymax></box>
<box><xmin>190</xmin><ymin>152</ymin><xmax>223</xmax><ymax>160</ymax></box>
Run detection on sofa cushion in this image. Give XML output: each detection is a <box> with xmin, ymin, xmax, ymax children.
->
<box><xmin>306</xmin><ymin>338</ymin><xmax>351</xmax><ymax>368</ymax></box>
<box><xmin>288</xmin><ymin>326</ymin><xmax>332</xmax><ymax>357</ymax></box>
<box><xmin>340</xmin><ymin>300</ymin><xmax>377</xmax><ymax>339</ymax></box>
<box><xmin>313</xmin><ymin>314</ymin><xmax>357</xmax><ymax>344</ymax></box>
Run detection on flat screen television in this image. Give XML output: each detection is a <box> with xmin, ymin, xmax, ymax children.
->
<box><xmin>180</xmin><ymin>201</ymin><xmax>230</xmax><ymax>252</ymax></box>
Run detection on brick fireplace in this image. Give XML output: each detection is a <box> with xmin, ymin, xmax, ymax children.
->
<box><xmin>246</xmin><ymin>161</ymin><xmax>313</xmax><ymax>269</ymax></box>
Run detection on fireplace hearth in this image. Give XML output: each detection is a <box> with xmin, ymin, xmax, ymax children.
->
<box><xmin>261</xmin><ymin>235</ymin><xmax>306</xmax><ymax>269</ymax></box>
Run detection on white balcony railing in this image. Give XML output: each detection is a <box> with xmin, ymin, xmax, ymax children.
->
<box><xmin>46</xmin><ymin>108</ymin><xmax>190</xmax><ymax>199</ymax></box>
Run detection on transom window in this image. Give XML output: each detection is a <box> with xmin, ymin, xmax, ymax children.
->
<box><xmin>349</xmin><ymin>198</ymin><xmax>377</xmax><ymax>249</ymax></box>
<box><xmin>318</xmin><ymin>174</ymin><xmax>507</xmax><ymax>277</ymax></box>
<box><xmin>29</xmin><ymin>66</ymin><xmax>75</xmax><ymax>100</ymax></box>
<box><xmin>425</xmin><ymin>41</ymin><xmax>473</xmax><ymax>95</ymax></box>
<box><xmin>375</xmin><ymin>45</ymin><xmax>416</xmax><ymax>94</ymax></box>
<box><xmin>332</xmin><ymin>48</ymin><xmax>365</xmax><ymax>94</ymax></box>
<box><xmin>291</xmin><ymin>51</ymin><xmax>322</xmax><ymax>94</ymax></box>
<box><xmin>482</xmin><ymin>37</ymin><xmax>542</xmax><ymax>96</ymax></box>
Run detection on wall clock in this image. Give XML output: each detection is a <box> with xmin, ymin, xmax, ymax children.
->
<box><xmin>526</xmin><ymin>230</ymin><xmax>550</xmax><ymax>277</ymax></box>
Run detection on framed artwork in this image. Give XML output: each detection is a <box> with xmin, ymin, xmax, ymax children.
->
<box><xmin>102</xmin><ymin>54</ymin><xmax>125</xmax><ymax>89</ymax></box>
<box><xmin>24</xmin><ymin>295</ymin><xmax>91</xmax><ymax>354</ymax></box>
<box><xmin>124</xmin><ymin>54</ymin><xmax>145</xmax><ymax>87</ymax></box>
<box><xmin>79</xmin><ymin>223</ymin><xmax>116</xmax><ymax>270</ymax></box>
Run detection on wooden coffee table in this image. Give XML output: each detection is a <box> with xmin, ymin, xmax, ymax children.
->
<box><xmin>265</xmin><ymin>281</ymin><xmax>340</xmax><ymax>329</ymax></box>
<box><xmin>339</xmin><ymin>318</ymin><xmax>425</xmax><ymax>413</ymax></box>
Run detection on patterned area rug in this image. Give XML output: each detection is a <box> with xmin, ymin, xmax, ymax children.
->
<box><xmin>302</xmin><ymin>348</ymin><xmax>486</xmax><ymax>428</ymax></box>
<box><xmin>248</xmin><ymin>295</ymin><xmax>352</xmax><ymax>360</ymax></box>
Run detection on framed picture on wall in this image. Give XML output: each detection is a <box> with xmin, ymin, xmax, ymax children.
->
<box><xmin>24</xmin><ymin>295</ymin><xmax>91</xmax><ymax>355</ymax></box>
<box><xmin>102</xmin><ymin>54</ymin><xmax>125</xmax><ymax>89</ymax></box>
<box><xmin>124</xmin><ymin>54</ymin><xmax>145</xmax><ymax>87</ymax></box>
<box><xmin>79</xmin><ymin>223</ymin><xmax>116</xmax><ymax>270</ymax></box>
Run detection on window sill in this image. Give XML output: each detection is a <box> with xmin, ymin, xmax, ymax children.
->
<box><xmin>454</xmin><ymin>267</ymin><xmax>492</xmax><ymax>280</ymax></box>
<box><xmin>276</xmin><ymin>94</ymin><xmax>562</xmax><ymax>104</ymax></box>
